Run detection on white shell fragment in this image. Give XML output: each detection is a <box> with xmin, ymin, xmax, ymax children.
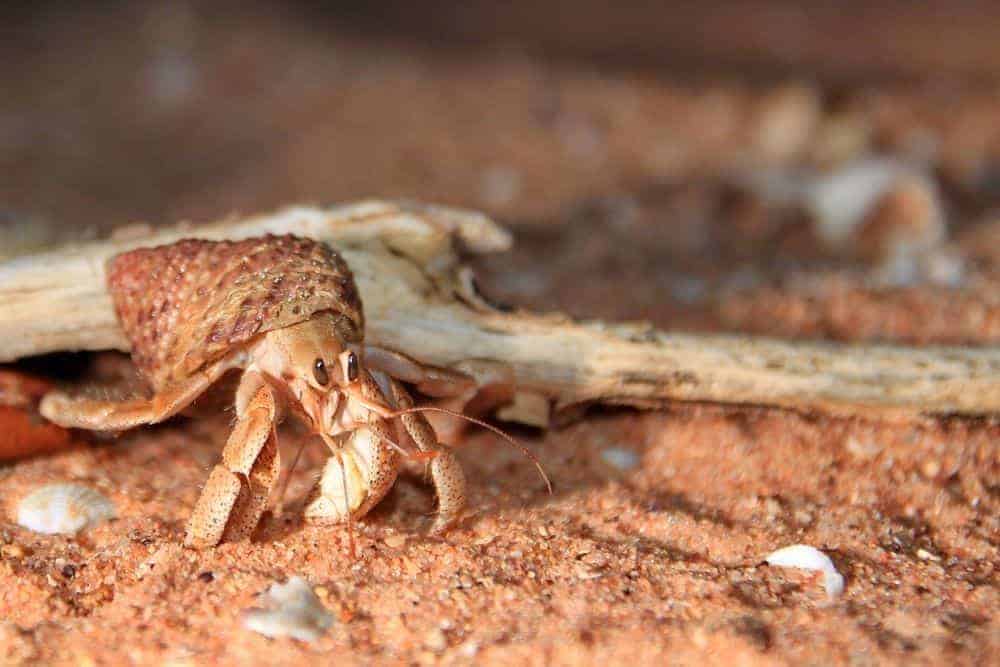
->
<box><xmin>765</xmin><ymin>544</ymin><xmax>845</xmax><ymax>598</ymax></box>
<box><xmin>16</xmin><ymin>483</ymin><xmax>116</xmax><ymax>535</ymax></box>
<box><xmin>243</xmin><ymin>576</ymin><xmax>333</xmax><ymax>642</ymax></box>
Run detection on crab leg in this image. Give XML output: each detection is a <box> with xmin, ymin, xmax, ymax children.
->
<box><xmin>39</xmin><ymin>355</ymin><xmax>244</xmax><ymax>431</ymax></box>
<box><xmin>382</xmin><ymin>375</ymin><xmax>467</xmax><ymax>534</ymax></box>
<box><xmin>363</xmin><ymin>345</ymin><xmax>475</xmax><ymax>398</ymax></box>
<box><xmin>364</xmin><ymin>348</ymin><xmax>516</xmax><ymax>442</ymax></box>
<box><xmin>184</xmin><ymin>371</ymin><xmax>281</xmax><ymax>549</ymax></box>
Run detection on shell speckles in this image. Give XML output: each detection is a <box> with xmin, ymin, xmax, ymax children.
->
<box><xmin>16</xmin><ymin>483</ymin><xmax>116</xmax><ymax>534</ymax></box>
<box><xmin>107</xmin><ymin>235</ymin><xmax>364</xmax><ymax>391</ymax></box>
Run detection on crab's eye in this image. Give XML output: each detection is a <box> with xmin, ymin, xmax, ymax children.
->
<box><xmin>345</xmin><ymin>351</ymin><xmax>359</xmax><ymax>383</ymax></box>
<box><xmin>313</xmin><ymin>358</ymin><xmax>329</xmax><ymax>386</ymax></box>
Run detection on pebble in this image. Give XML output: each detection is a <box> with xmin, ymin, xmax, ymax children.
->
<box><xmin>383</xmin><ymin>534</ymin><xmax>407</xmax><ymax>549</ymax></box>
<box><xmin>844</xmin><ymin>436</ymin><xmax>882</xmax><ymax>462</ymax></box>
<box><xmin>920</xmin><ymin>460</ymin><xmax>941</xmax><ymax>479</ymax></box>
<box><xmin>600</xmin><ymin>447</ymin><xmax>639</xmax><ymax>471</ymax></box>
<box><xmin>16</xmin><ymin>483</ymin><xmax>115</xmax><ymax>535</ymax></box>
<box><xmin>480</xmin><ymin>166</ymin><xmax>523</xmax><ymax>208</ymax></box>
<box><xmin>794</xmin><ymin>510</ymin><xmax>815</xmax><ymax>527</ymax></box>
<box><xmin>916</xmin><ymin>548</ymin><xmax>940</xmax><ymax>562</ymax></box>
<box><xmin>1</xmin><ymin>544</ymin><xmax>26</xmax><ymax>558</ymax></box>
<box><xmin>424</xmin><ymin>627</ymin><xmax>448</xmax><ymax>652</ymax></box>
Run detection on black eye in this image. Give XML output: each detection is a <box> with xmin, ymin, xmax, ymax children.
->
<box><xmin>313</xmin><ymin>358</ymin><xmax>329</xmax><ymax>386</ymax></box>
<box><xmin>346</xmin><ymin>352</ymin><xmax>359</xmax><ymax>382</ymax></box>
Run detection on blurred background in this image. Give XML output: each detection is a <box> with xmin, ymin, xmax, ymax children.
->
<box><xmin>3</xmin><ymin>0</ymin><xmax>1000</xmax><ymax>342</ymax></box>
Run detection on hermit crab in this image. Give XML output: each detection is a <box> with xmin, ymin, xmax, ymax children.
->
<box><xmin>40</xmin><ymin>234</ymin><xmax>544</xmax><ymax>549</ymax></box>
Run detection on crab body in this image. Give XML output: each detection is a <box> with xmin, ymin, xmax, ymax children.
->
<box><xmin>40</xmin><ymin>235</ymin><xmax>467</xmax><ymax>548</ymax></box>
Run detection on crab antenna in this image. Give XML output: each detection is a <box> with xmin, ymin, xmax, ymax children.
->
<box><xmin>319</xmin><ymin>427</ymin><xmax>436</xmax><ymax>463</ymax></box>
<box><xmin>275</xmin><ymin>436</ymin><xmax>309</xmax><ymax>514</ymax></box>
<box><xmin>386</xmin><ymin>406</ymin><xmax>552</xmax><ymax>495</ymax></box>
<box><xmin>337</xmin><ymin>451</ymin><xmax>357</xmax><ymax>559</ymax></box>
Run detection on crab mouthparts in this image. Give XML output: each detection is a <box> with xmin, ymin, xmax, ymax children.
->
<box><xmin>318</xmin><ymin>430</ymin><xmax>341</xmax><ymax>452</ymax></box>
<box><xmin>343</xmin><ymin>387</ymin><xmax>396</xmax><ymax>420</ymax></box>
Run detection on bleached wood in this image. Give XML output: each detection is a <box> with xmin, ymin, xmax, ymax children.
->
<box><xmin>0</xmin><ymin>201</ymin><xmax>508</xmax><ymax>362</ymax></box>
<box><xmin>1</xmin><ymin>201</ymin><xmax>997</xmax><ymax>418</ymax></box>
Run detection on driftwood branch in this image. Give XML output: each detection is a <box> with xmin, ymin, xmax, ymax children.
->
<box><xmin>1</xmin><ymin>200</ymin><xmax>998</xmax><ymax>420</ymax></box>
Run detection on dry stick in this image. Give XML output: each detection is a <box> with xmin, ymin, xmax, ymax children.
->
<box><xmin>0</xmin><ymin>201</ymin><xmax>509</xmax><ymax>361</ymax></box>
<box><xmin>0</xmin><ymin>201</ymin><xmax>998</xmax><ymax>420</ymax></box>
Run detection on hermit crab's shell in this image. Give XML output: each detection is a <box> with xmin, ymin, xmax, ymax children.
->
<box><xmin>107</xmin><ymin>235</ymin><xmax>364</xmax><ymax>391</ymax></box>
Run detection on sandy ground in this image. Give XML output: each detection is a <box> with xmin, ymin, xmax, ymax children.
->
<box><xmin>1</xmin><ymin>405</ymin><xmax>997</xmax><ymax>665</ymax></box>
<box><xmin>1</xmin><ymin>3</ymin><xmax>998</xmax><ymax>665</ymax></box>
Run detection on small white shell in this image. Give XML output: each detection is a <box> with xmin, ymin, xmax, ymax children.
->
<box><xmin>765</xmin><ymin>544</ymin><xmax>845</xmax><ymax>599</ymax></box>
<box><xmin>16</xmin><ymin>483</ymin><xmax>116</xmax><ymax>535</ymax></box>
<box><xmin>243</xmin><ymin>576</ymin><xmax>333</xmax><ymax>642</ymax></box>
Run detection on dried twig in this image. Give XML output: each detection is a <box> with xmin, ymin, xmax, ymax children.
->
<box><xmin>1</xmin><ymin>201</ymin><xmax>997</xmax><ymax>420</ymax></box>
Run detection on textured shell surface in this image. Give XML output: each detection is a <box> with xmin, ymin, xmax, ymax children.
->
<box><xmin>107</xmin><ymin>234</ymin><xmax>364</xmax><ymax>391</ymax></box>
<box><xmin>16</xmin><ymin>483</ymin><xmax>116</xmax><ymax>534</ymax></box>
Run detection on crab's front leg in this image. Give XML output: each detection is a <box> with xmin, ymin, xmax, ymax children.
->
<box><xmin>364</xmin><ymin>346</ymin><xmax>517</xmax><ymax>440</ymax></box>
<box><xmin>40</xmin><ymin>354</ymin><xmax>245</xmax><ymax>431</ymax></box>
<box><xmin>184</xmin><ymin>371</ymin><xmax>282</xmax><ymax>549</ymax></box>
<box><xmin>381</xmin><ymin>375</ymin><xmax>467</xmax><ymax>534</ymax></box>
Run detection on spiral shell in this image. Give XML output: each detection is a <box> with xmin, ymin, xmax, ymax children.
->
<box><xmin>107</xmin><ymin>235</ymin><xmax>364</xmax><ymax>391</ymax></box>
<box><xmin>16</xmin><ymin>483</ymin><xmax>116</xmax><ymax>534</ymax></box>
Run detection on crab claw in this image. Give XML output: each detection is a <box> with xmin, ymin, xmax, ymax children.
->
<box><xmin>303</xmin><ymin>424</ymin><xmax>399</xmax><ymax>525</ymax></box>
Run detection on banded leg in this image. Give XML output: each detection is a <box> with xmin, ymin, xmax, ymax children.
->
<box><xmin>184</xmin><ymin>371</ymin><xmax>281</xmax><ymax>549</ymax></box>
<box><xmin>384</xmin><ymin>376</ymin><xmax>467</xmax><ymax>534</ymax></box>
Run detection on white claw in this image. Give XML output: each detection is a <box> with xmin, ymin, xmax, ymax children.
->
<box><xmin>304</xmin><ymin>427</ymin><xmax>397</xmax><ymax>524</ymax></box>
